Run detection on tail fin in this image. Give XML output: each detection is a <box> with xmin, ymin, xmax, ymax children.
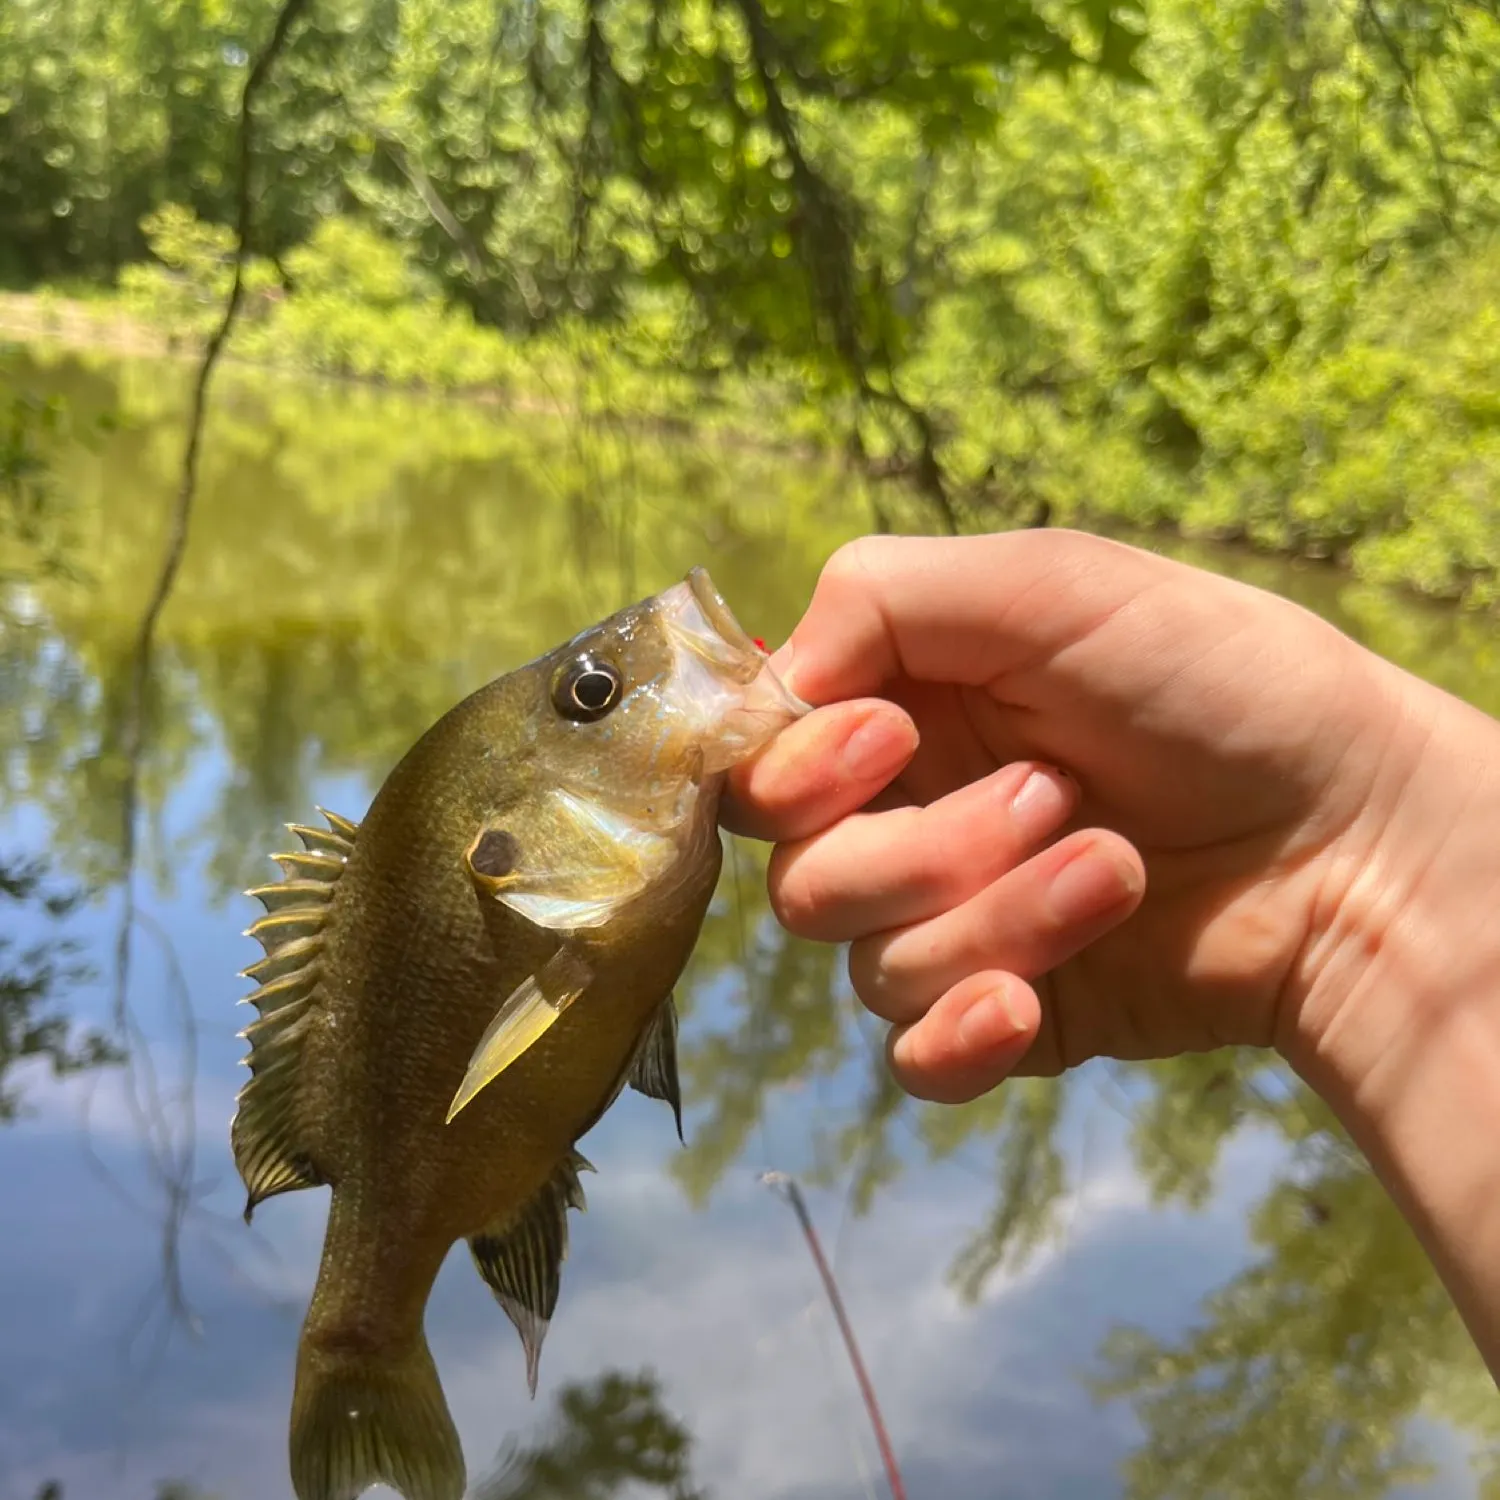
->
<box><xmin>289</xmin><ymin>1331</ymin><xmax>464</xmax><ymax>1500</ymax></box>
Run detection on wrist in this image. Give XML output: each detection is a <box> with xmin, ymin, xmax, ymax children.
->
<box><xmin>1284</xmin><ymin>665</ymin><xmax>1500</xmax><ymax>1369</ymax></box>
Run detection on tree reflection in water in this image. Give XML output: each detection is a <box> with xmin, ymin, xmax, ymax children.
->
<box><xmin>477</xmin><ymin>1370</ymin><xmax>706</xmax><ymax>1500</ymax></box>
<box><xmin>0</xmin><ymin>854</ymin><xmax>118</xmax><ymax>1121</ymax></box>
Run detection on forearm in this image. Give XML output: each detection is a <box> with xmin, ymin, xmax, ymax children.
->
<box><xmin>1289</xmin><ymin>674</ymin><xmax>1500</xmax><ymax>1378</ymax></box>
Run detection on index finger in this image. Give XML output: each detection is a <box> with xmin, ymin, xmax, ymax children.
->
<box><xmin>773</xmin><ymin>530</ymin><xmax>1174</xmax><ymax>706</ymax></box>
<box><xmin>721</xmin><ymin>698</ymin><xmax>918</xmax><ymax>842</ymax></box>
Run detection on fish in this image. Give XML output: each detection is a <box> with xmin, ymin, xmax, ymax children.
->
<box><xmin>230</xmin><ymin>567</ymin><xmax>808</xmax><ymax>1500</ymax></box>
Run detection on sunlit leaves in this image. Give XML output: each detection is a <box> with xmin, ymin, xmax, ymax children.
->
<box><xmin>12</xmin><ymin>0</ymin><xmax>1500</xmax><ymax>588</ymax></box>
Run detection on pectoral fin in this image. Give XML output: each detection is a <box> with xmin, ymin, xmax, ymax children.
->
<box><xmin>469</xmin><ymin>1149</ymin><xmax>594</xmax><ymax>1396</ymax></box>
<box><xmin>627</xmin><ymin>996</ymin><xmax>684</xmax><ymax>1142</ymax></box>
<box><xmin>445</xmin><ymin>946</ymin><xmax>593</xmax><ymax>1123</ymax></box>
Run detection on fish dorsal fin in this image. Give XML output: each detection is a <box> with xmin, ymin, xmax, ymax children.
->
<box><xmin>231</xmin><ymin>806</ymin><xmax>354</xmax><ymax>1222</ymax></box>
<box><xmin>627</xmin><ymin>996</ymin><xmax>684</xmax><ymax>1142</ymax></box>
<box><xmin>468</xmin><ymin>1148</ymin><xmax>594</xmax><ymax>1397</ymax></box>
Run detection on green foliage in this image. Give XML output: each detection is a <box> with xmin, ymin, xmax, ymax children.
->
<box><xmin>250</xmin><ymin>216</ymin><xmax>525</xmax><ymax>387</ymax></box>
<box><xmin>9</xmin><ymin>0</ymin><xmax>1500</xmax><ymax>591</ymax></box>
<box><xmin>0</xmin><ymin>378</ymin><xmax>70</xmax><ymax>574</ymax></box>
<box><xmin>1150</xmin><ymin>240</ymin><xmax>1500</xmax><ymax>600</ymax></box>
<box><xmin>0</xmin><ymin>348</ymin><xmax>114</xmax><ymax>581</ymax></box>
<box><xmin>118</xmin><ymin>203</ymin><xmax>275</xmax><ymax>346</ymax></box>
<box><xmin>0</xmin><ymin>0</ymin><xmax>260</xmax><ymax>284</ymax></box>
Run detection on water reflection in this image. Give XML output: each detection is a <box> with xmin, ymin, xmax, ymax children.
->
<box><xmin>476</xmin><ymin>1370</ymin><xmax>702</xmax><ymax>1500</ymax></box>
<box><xmin>1</xmin><ymin>345</ymin><xmax>1496</xmax><ymax>1497</ymax></box>
<box><xmin>0</xmin><ymin>854</ymin><xmax>118</xmax><ymax>1120</ymax></box>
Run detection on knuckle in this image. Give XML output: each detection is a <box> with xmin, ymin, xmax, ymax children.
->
<box><xmin>819</xmin><ymin>536</ymin><xmax>898</xmax><ymax>598</ymax></box>
<box><xmin>846</xmin><ymin>935</ymin><xmax>911</xmax><ymax>1022</ymax></box>
<box><xmin>767</xmin><ymin>846</ymin><xmax>827</xmax><ymax>937</ymax></box>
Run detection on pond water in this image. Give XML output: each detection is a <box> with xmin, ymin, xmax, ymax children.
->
<box><xmin>3</xmin><ymin>344</ymin><xmax>1499</xmax><ymax>1500</ymax></box>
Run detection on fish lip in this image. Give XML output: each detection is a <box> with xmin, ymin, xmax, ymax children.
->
<box><xmin>654</xmin><ymin>570</ymin><xmax>812</xmax><ymax>774</ymax></box>
<box><xmin>685</xmin><ymin>567</ymin><xmax>760</xmax><ymax>662</ymax></box>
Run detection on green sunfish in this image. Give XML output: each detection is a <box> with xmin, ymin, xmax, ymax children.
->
<box><xmin>230</xmin><ymin>568</ymin><xmax>807</xmax><ymax>1500</ymax></box>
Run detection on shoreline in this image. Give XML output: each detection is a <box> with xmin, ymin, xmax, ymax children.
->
<box><xmin>0</xmin><ymin>290</ymin><xmax>837</xmax><ymax>466</ymax></box>
<box><xmin>3</xmin><ymin>290</ymin><xmax>1490</xmax><ymax>617</ymax></box>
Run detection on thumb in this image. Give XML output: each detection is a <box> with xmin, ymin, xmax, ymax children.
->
<box><xmin>775</xmin><ymin>531</ymin><xmax>1170</xmax><ymax>706</ymax></box>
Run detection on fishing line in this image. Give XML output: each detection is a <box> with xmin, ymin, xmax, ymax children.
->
<box><xmin>726</xmin><ymin>834</ymin><xmax>786</xmax><ymax>1190</ymax></box>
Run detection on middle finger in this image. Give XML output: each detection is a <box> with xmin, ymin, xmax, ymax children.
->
<box><xmin>768</xmin><ymin>762</ymin><xmax>1077</xmax><ymax>942</ymax></box>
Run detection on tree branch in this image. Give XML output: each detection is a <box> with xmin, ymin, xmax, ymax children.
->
<box><xmin>380</xmin><ymin>136</ymin><xmax>487</xmax><ymax>283</ymax></box>
<box><xmin>723</xmin><ymin>0</ymin><xmax>960</xmax><ymax>533</ymax></box>
<box><xmin>110</xmin><ymin>0</ymin><xmax>313</xmax><ymax>1343</ymax></box>
<box><xmin>1360</xmin><ymin>0</ymin><xmax>1459</xmax><ymax>232</ymax></box>
<box><xmin>129</xmin><ymin>0</ymin><xmax>313</xmax><ymax>704</ymax></box>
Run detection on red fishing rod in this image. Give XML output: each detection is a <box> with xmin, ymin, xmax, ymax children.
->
<box><xmin>761</xmin><ymin>1171</ymin><xmax>909</xmax><ymax>1500</ymax></box>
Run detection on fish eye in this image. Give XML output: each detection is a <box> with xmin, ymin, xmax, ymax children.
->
<box><xmin>553</xmin><ymin>657</ymin><xmax>623</xmax><ymax>723</ymax></box>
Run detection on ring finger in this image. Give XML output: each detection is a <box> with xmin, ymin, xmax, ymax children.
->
<box><xmin>848</xmin><ymin>828</ymin><xmax>1145</xmax><ymax>1024</ymax></box>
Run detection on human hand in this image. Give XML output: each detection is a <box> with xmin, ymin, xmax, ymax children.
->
<box><xmin>727</xmin><ymin>529</ymin><xmax>1500</xmax><ymax>1371</ymax></box>
<box><xmin>725</xmin><ymin>530</ymin><xmax>1460</xmax><ymax>1105</ymax></box>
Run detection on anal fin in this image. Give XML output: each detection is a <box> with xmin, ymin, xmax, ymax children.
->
<box><xmin>469</xmin><ymin>1149</ymin><xmax>594</xmax><ymax>1397</ymax></box>
<box><xmin>627</xmin><ymin>995</ymin><xmax>684</xmax><ymax>1142</ymax></box>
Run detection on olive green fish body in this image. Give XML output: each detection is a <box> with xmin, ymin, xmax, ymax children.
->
<box><xmin>301</xmin><ymin>671</ymin><xmax>721</xmax><ymax>1240</ymax></box>
<box><xmin>231</xmin><ymin>571</ymin><xmax>802</xmax><ymax>1500</ymax></box>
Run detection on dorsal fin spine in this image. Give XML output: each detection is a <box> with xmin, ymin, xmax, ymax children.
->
<box><xmin>231</xmin><ymin>807</ymin><xmax>357</xmax><ymax>1221</ymax></box>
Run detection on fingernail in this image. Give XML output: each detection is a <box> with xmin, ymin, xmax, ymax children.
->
<box><xmin>1011</xmin><ymin>768</ymin><xmax>1072</xmax><ymax>839</ymax></box>
<box><xmin>839</xmin><ymin>712</ymin><xmax>913</xmax><ymax>781</ymax></box>
<box><xmin>1047</xmin><ymin>845</ymin><xmax>1142</xmax><ymax>925</ymax></box>
<box><xmin>956</xmin><ymin>985</ymin><xmax>1027</xmax><ymax>1050</ymax></box>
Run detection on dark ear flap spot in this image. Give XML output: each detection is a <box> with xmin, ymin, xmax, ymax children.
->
<box><xmin>470</xmin><ymin>828</ymin><xmax>519</xmax><ymax>879</ymax></box>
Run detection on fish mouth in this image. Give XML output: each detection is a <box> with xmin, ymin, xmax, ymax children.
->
<box><xmin>659</xmin><ymin>567</ymin><xmax>811</xmax><ymax>772</ymax></box>
<box><xmin>665</xmin><ymin>567</ymin><xmax>765</xmax><ymax>685</ymax></box>
<box><xmin>685</xmin><ymin>566</ymin><xmax>761</xmax><ymax>668</ymax></box>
